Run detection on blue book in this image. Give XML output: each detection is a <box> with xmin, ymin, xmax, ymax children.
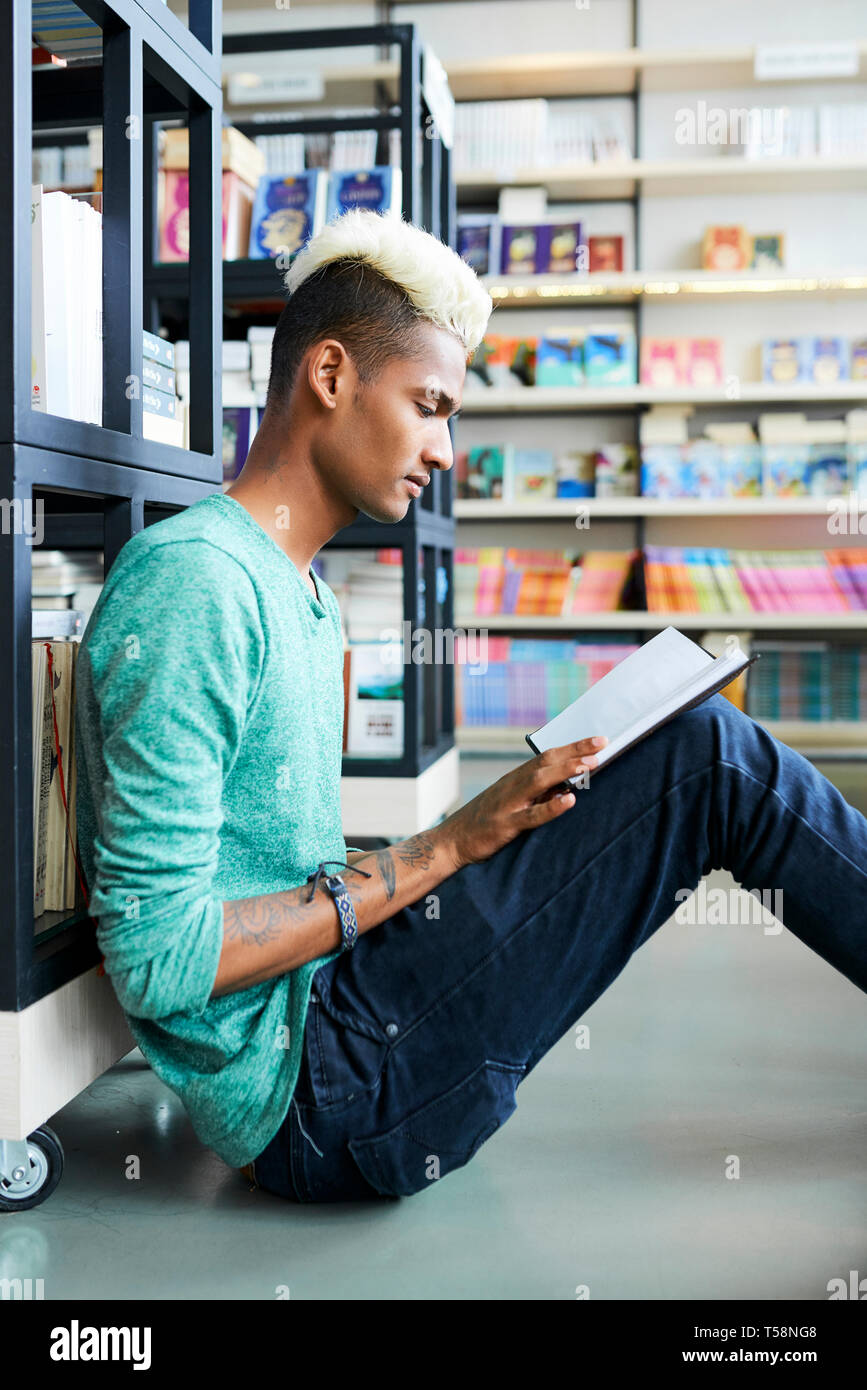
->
<box><xmin>248</xmin><ymin>172</ymin><xmax>328</xmax><ymax>261</ymax></box>
<box><xmin>326</xmin><ymin>167</ymin><xmax>403</xmax><ymax>222</ymax></box>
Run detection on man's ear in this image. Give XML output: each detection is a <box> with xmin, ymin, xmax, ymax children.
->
<box><xmin>306</xmin><ymin>339</ymin><xmax>349</xmax><ymax>410</ymax></box>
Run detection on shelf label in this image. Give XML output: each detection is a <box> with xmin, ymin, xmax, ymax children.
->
<box><xmin>754</xmin><ymin>41</ymin><xmax>859</xmax><ymax>80</ymax></box>
<box><xmin>227</xmin><ymin>71</ymin><xmax>325</xmax><ymax>105</ymax></box>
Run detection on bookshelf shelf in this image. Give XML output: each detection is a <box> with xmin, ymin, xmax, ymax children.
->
<box><xmin>460</xmin><ymin>383</ymin><xmax>867</xmax><ymax>414</ymax></box>
<box><xmin>454</xmin><ymin>612</ymin><xmax>867</xmax><ymax>632</ymax></box>
<box><xmin>454</xmin><ymin>497</ymin><xmax>863</xmax><ymax>520</ymax></box>
<box><xmin>482</xmin><ymin>270</ymin><xmax>867</xmax><ymax>307</ymax></box>
<box><xmin>456</xmin><ymin>156</ymin><xmax>867</xmax><ymax>202</ymax></box>
<box><xmin>222</xmin><ymin>42</ymin><xmax>867</xmax><ymax>108</ymax></box>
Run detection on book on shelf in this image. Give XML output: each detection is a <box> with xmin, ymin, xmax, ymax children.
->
<box><xmin>325</xmin><ymin>167</ymin><xmax>402</xmax><ymax>221</ymax></box>
<box><xmin>525</xmin><ymin>627</ymin><xmax>757</xmax><ymax>779</ymax></box>
<box><xmin>31</xmin><ymin>185</ymin><xmax>102</xmax><ymax>423</ymax></box>
<box><xmin>32</xmin><ymin>637</ymin><xmax>85</xmax><ymax>922</ymax></box>
<box><xmin>643</xmin><ymin>546</ymin><xmax>867</xmax><ymax>614</ymax></box>
<box><xmin>455</xmin><ymin>637</ymin><xmax>641</xmax><ymax>729</ymax></box>
<box><xmin>455</xmin><ymin>546</ymin><xmax>636</xmax><ymax>619</ymax></box>
<box><xmin>248</xmin><ymin>171</ymin><xmax>329</xmax><ymax>261</ymax></box>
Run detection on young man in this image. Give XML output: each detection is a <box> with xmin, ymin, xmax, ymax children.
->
<box><xmin>76</xmin><ymin>210</ymin><xmax>867</xmax><ymax>1205</ymax></box>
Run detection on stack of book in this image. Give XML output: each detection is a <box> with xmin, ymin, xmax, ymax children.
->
<box><xmin>32</xmin><ymin>636</ymin><xmax>84</xmax><ymax>923</ymax></box>
<box><xmin>32</xmin><ymin>549</ymin><xmax>103</xmax><ymax>630</ymax></box>
<box><xmin>158</xmin><ymin>126</ymin><xmax>266</xmax><ymax>262</ymax></box>
<box><xmin>455</xmin><ymin>547</ymin><xmax>635</xmax><ymax>618</ymax></box>
<box><xmin>31</xmin><ymin>185</ymin><xmax>102</xmax><ymax>422</ymax></box>
<box><xmin>142</xmin><ymin>331</ymin><xmax>184</xmax><ymax>446</ymax></box>
<box><xmin>643</xmin><ymin>547</ymin><xmax>867</xmax><ymax>613</ymax></box>
<box><xmin>455</xmin><ymin>638</ymin><xmax>640</xmax><ymax>728</ymax></box>
<box><xmin>746</xmin><ymin>641</ymin><xmax>867</xmax><ymax>722</ymax></box>
<box><xmin>453</xmin><ymin>98</ymin><xmax>632</xmax><ymax>172</ymax></box>
<box><xmin>32</xmin><ymin>1</ymin><xmax>102</xmax><ymax>63</ymax></box>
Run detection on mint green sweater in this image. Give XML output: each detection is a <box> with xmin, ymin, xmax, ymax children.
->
<box><xmin>74</xmin><ymin>491</ymin><xmax>351</xmax><ymax>1168</ymax></box>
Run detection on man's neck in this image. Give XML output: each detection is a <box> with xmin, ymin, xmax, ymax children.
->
<box><xmin>225</xmin><ymin>417</ymin><xmax>356</xmax><ymax>585</ymax></box>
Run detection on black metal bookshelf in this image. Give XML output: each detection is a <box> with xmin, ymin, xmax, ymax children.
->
<box><xmin>148</xmin><ymin>24</ymin><xmax>459</xmax><ymax>783</ymax></box>
<box><xmin>0</xmin><ymin>0</ymin><xmax>223</xmax><ymax>1013</ymax></box>
<box><xmin>1</xmin><ymin>13</ymin><xmax>459</xmax><ymax>1014</ymax></box>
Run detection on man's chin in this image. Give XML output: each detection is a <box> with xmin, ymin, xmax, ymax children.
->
<box><xmin>357</xmin><ymin>496</ymin><xmax>409</xmax><ymax>525</ymax></box>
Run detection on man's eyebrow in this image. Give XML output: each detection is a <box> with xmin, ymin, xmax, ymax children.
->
<box><xmin>423</xmin><ymin>387</ymin><xmax>461</xmax><ymax>414</ymax></box>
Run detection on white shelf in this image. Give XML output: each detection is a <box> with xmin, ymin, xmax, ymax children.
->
<box><xmin>340</xmin><ymin>746</ymin><xmax>460</xmax><ymax>838</ymax></box>
<box><xmin>451</xmin><ymin>46</ymin><xmax>867</xmax><ymax>99</ymax></box>
<box><xmin>455</xmin><ymin>497</ymin><xmax>857</xmax><ymax>520</ymax></box>
<box><xmin>460</xmin><ymin>382</ymin><xmax>867</xmax><ymax>414</ymax></box>
<box><xmin>456</xmin><ymin>720</ymin><xmax>867</xmax><ymax>756</ymax></box>
<box><xmin>223</xmin><ymin>43</ymin><xmax>867</xmax><ymax>107</ymax></box>
<box><xmin>483</xmin><ymin>269</ymin><xmax>867</xmax><ymax>308</ymax></box>
<box><xmin>455</xmin><ymin>612</ymin><xmax>867</xmax><ymax>632</ymax></box>
<box><xmin>457</xmin><ymin>156</ymin><xmax>867</xmax><ymax>200</ymax></box>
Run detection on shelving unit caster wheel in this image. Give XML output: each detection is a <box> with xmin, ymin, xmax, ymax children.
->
<box><xmin>0</xmin><ymin>1127</ymin><xmax>64</xmax><ymax>1211</ymax></box>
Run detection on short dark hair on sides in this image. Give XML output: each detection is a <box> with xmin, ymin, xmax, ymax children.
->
<box><xmin>265</xmin><ymin>258</ymin><xmax>428</xmax><ymax>414</ymax></box>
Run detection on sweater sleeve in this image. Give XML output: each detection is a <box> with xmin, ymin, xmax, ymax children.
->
<box><xmin>77</xmin><ymin>539</ymin><xmax>265</xmax><ymax>1021</ymax></box>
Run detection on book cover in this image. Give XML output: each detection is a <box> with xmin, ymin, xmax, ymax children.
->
<box><xmin>701</xmin><ymin>225</ymin><xmax>751</xmax><ymax>271</ymax></box>
<box><xmin>588</xmin><ymin>235</ymin><xmax>623</xmax><ymax>273</ymax></box>
<box><xmin>248</xmin><ymin>171</ymin><xmax>329</xmax><ymax>261</ymax></box>
<box><xmin>640</xmin><ymin>338</ymin><xmax>687</xmax><ymax>387</ymax></box>
<box><xmin>500</xmin><ymin>225</ymin><xmax>540</xmax><ymax>275</ymax></box>
<box><xmin>536</xmin><ymin>332</ymin><xmax>583</xmax><ymax>386</ymax></box>
<box><xmin>143</xmin><ymin>330</ymin><xmax>175</xmax><ymax>369</ymax></box>
<box><xmin>326</xmin><ymin>167</ymin><xmax>402</xmax><ymax>221</ymax></box>
<box><xmin>543</xmin><ymin>222</ymin><xmax>583</xmax><ymax>274</ymax></box>
<box><xmin>142</xmin><ymin>386</ymin><xmax>176</xmax><ymax>419</ymax></box>
<box><xmin>583</xmin><ymin>327</ymin><xmax>636</xmax><ymax>386</ymax></box>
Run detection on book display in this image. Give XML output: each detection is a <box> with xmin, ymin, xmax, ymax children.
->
<box><xmin>445</xmin><ymin>20</ymin><xmax>867</xmax><ymax>762</ymax></box>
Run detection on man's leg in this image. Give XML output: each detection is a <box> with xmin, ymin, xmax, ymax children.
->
<box><xmin>269</xmin><ymin>694</ymin><xmax>867</xmax><ymax>1201</ymax></box>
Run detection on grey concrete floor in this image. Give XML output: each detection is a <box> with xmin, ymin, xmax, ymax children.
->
<box><xmin>3</xmin><ymin>755</ymin><xmax>865</xmax><ymax>1300</ymax></box>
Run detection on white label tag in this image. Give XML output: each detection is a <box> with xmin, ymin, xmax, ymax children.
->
<box><xmin>227</xmin><ymin>71</ymin><xmax>325</xmax><ymax>105</ymax></box>
<box><xmin>754</xmin><ymin>41</ymin><xmax>859</xmax><ymax>80</ymax></box>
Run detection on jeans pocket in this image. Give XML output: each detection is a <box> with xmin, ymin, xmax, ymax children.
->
<box><xmin>347</xmin><ymin>1059</ymin><xmax>526</xmax><ymax>1198</ymax></box>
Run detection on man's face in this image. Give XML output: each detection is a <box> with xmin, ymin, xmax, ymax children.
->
<box><xmin>313</xmin><ymin>320</ymin><xmax>467</xmax><ymax>524</ymax></box>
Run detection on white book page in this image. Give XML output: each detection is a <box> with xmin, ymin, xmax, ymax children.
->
<box><xmin>528</xmin><ymin>627</ymin><xmax>745</xmax><ymax>770</ymax></box>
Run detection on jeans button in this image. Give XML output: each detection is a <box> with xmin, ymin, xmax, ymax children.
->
<box><xmin>310</xmin><ymin>992</ymin><xmax>319</xmax><ymax>1004</ymax></box>
<box><xmin>385</xmin><ymin>1022</ymin><xmax>399</xmax><ymax>1038</ymax></box>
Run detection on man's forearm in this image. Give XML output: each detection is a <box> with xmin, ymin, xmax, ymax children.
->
<box><xmin>211</xmin><ymin>828</ymin><xmax>460</xmax><ymax>999</ymax></box>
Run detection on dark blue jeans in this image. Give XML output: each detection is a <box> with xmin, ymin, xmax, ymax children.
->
<box><xmin>250</xmin><ymin>693</ymin><xmax>867</xmax><ymax>1203</ymax></box>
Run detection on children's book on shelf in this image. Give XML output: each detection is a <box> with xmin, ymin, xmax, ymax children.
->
<box><xmin>325</xmin><ymin>167</ymin><xmax>402</xmax><ymax>221</ymax></box>
<box><xmin>526</xmin><ymin>627</ymin><xmax>757</xmax><ymax>778</ymax></box>
<box><xmin>248</xmin><ymin>171</ymin><xmax>329</xmax><ymax>261</ymax></box>
<box><xmin>536</xmin><ymin>331</ymin><xmax>584</xmax><ymax>386</ymax></box>
<box><xmin>457</xmin><ymin>216</ymin><xmax>501</xmax><ymax>276</ymax></box>
<box><xmin>588</xmin><ymin>235</ymin><xmax>623</xmax><ymax>273</ymax></box>
<box><xmin>582</xmin><ymin>325</ymin><xmax>636</xmax><ymax>386</ymax></box>
<box><xmin>345</xmin><ymin>642</ymin><xmax>404</xmax><ymax>757</ymax></box>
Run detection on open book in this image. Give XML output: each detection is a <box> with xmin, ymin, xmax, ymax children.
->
<box><xmin>525</xmin><ymin>626</ymin><xmax>759</xmax><ymax>780</ymax></box>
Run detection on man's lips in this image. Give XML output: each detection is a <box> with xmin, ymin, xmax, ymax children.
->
<box><xmin>404</xmin><ymin>472</ymin><xmax>430</xmax><ymax>496</ymax></box>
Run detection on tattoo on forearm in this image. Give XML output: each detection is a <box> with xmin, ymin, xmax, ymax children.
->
<box><xmin>224</xmin><ymin>883</ymin><xmax>315</xmax><ymax>946</ymax></box>
<box><xmin>375</xmin><ymin>849</ymin><xmax>397</xmax><ymax>900</ymax></box>
<box><xmin>393</xmin><ymin>833</ymin><xmax>436</xmax><ymax>871</ymax></box>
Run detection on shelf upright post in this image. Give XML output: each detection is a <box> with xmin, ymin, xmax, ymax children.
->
<box><xmin>399</xmin><ymin>27</ymin><xmax>422</xmax><ymax>226</ymax></box>
<box><xmin>102</xmin><ymin>17</ymin><xmax>144</xmax><ymax>441</ymax></box>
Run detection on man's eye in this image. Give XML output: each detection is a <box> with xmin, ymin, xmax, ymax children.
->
<box><xmin>417</xmin><ymin>403</ymin><xmax>435</xmax><ymax>418</ymax></box>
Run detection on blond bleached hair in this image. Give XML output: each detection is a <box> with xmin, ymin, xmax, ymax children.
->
<box><xmin>283</xmin><ymin>208</ymin><xmax>492</xmax><ymax>356</ymax></box>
